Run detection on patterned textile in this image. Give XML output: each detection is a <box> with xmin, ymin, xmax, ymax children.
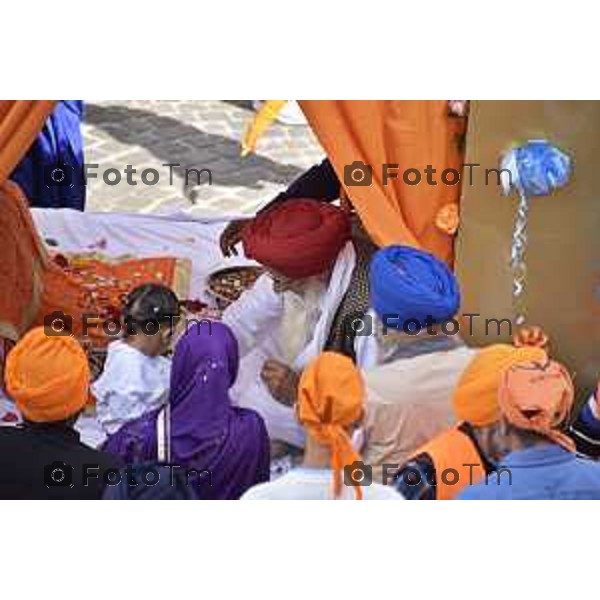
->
<box><xmin>325</xmin><ymin>226</ymin><xmax>377</xmax><ymax>362</ymax></box>
<box><xmin>42</xmin><ymin>251</ymin><xmax>191</xmax><ymax>348</ymax></box>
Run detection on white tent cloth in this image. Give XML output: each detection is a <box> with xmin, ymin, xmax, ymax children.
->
<box><xmin>32</xmin><ymin>208</ymin><xmax>256</xmax><ymax>304</ymax></box>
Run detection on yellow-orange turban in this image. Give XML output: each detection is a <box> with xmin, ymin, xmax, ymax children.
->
<box><xmin>297</xmin><ymin>351</ymin><xmax>365</xmax><ymax>499</ymax></box>
<box><xmin>5</xmin><ymin>327</ymin><xmax>90</xmax><ymax>422</ymax></box>
<box><xmin>453</xmin><ymin>344</ymin><xmax>547</xmax><ymax>427</ymax></box>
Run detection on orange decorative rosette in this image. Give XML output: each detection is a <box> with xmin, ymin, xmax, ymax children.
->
<box><xmin>435</xmin><ymin>203</ymin><xmax>460</xmax><ymax>235</ymax></box>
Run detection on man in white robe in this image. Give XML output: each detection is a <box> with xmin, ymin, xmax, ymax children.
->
<box><xmin>222</xmin><ymin>199</ymin><xmax>371</xmax><ymax>447</ymax></box>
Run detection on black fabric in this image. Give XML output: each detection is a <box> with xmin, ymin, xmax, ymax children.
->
<box><xmin>569</xmin><ymin>418</ymin><xmax>600</xmax><ymax>459</ymax></box>
<box><xmin>258</xmin><ymin>159</ymin><xmax>340</xmax><ymax>214</ymax></box>
<box><xmin>0</xmin><ymin>422</ymin><xmax>124</xmax><ymax>499</ymax></box>
<box><xmin>102</xmin><ymin>463</ymin><xmax>206</xmax><ymax>500</ymax></box>
<box><xmin>394</xmin><ymin>452</ymin><xmax>438</xmax><ymax>500</ymax></box>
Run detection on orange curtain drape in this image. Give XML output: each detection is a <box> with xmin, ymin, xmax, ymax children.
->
<box><xmin>0</xmin><ymin>100</ymin><xmax>56</xmax><ymax>184</ymax></box>
<box><xmin>0</xmin><ymin>181</ymin><xmax>48</xmax><ymax>340</ymax></box>
<box><xmin>298</xmin><ymin>100</ymin><xmax>465</xmax><ymax>264</ymax></box>
<box><xmin>0</xmin><ymin>101</ymin><xmax>56</xmax><ymax>339</ymax></box>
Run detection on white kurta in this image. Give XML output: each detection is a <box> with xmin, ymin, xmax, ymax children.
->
<box><xmin>241</xmin><ymin>468</ymin><xmax>404</xmax><ymax>500</ymax></box>
<box><xmin>92</xmin><ymin>340</ymin><xmax>171</xmax><ymax>436</ymax></box>
<box><xmin>223</xmin><ymin>242</ymin><xmax>357</xmax><ymax>447</ymax></box>
<box><xmin>361</xmin><ymin>344</ymin><xmax>478</xmax><ymax>482</ymax></box>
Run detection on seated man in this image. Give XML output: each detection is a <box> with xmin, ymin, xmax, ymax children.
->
<box><xmin>460</xmin><ymin>358</ymin><xmax>600</xmax><ymax>500</ymax></box>
<box><xmin>222</xmin><ymin>198</ymin><xmax>372</xmax><ymax>447</ymax></box>
<box><xmin>393</xmin><ymin>344</ymin><xmax>546</xmax><ymax>500</ymax></box>
<box><xmin>358</xmin><ymin>245</ymin><xmax>476</xmax><ymax>480</ymax></box>
<box><xmin>0</xmin><ymin>328</ymin><xmax>123</xmax><ymax>499</ymax></box>
<box><xmin>241</xmin><ymin>352</ymin><xmax>402</xmax><ymax>500</ymax></box>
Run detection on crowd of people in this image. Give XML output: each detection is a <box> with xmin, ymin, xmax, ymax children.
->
<box><xmin>1</xmin><ymin>112</ymin><xmax>600</xmax><ymax>500</ymax></box>
<box><xmin>2</xmin><ymin>184</ymin><xmax>600</xmax><ymax>499</ymax></box>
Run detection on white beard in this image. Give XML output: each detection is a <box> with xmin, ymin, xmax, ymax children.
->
<box><xmin>278</xmin><ymin>278</ymin><xmax>327</xmax><ymax>365</ymax></box>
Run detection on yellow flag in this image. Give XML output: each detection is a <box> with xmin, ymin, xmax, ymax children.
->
<box><xmin>241</xmin><ymin>100</ymin><xmax>287</xmax><ymax>157</ymax></box>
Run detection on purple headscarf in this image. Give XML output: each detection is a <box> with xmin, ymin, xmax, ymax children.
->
<box><xmin>102</xmin><ymin>321</ymin><xmax>270</xmax><ymax>499</ymax></box>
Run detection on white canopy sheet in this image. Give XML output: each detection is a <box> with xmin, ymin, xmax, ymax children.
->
<box><xmin>31</xmin><ymin>208</ymin><xmax>256</xmax><ymax>304</ymax></box>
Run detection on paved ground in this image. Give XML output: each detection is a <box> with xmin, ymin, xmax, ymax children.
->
<box><xmin>83</xmin><ymin>100</ymin><xmax>324</xmax><ymax>217</ymax></box>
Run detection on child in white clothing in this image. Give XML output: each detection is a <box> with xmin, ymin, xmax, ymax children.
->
<box><xmin>93</xmin><ymin>284</ymin><xmax>180</xmax><ymax>436</ymax></box>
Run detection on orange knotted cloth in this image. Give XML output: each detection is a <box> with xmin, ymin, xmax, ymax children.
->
<box><xmin>453</xmin><ymin>344</ymin><xmax>548</xmax><ymax>427</ymax></box>
<box><xmin>498</xmin><ymin>359</ymin><xmax>576</xmax><ymax>452</ymax></box>
<box><xmin>297</xmin><ymin>351</ymin><xmax>365</xmax><ymax>499</ymax></box>
<box><xmin>5</xmin><ymin>327</ymin><xmax>90</xmax><ymax>422</ymax></box>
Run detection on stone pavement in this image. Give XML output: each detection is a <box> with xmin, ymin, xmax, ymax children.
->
<box><xmin>83</xmin><ymin>100</ymin><xmax>325</xmax><ymax>217</ymax></box>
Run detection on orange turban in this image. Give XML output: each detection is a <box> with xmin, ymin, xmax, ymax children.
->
<box><xmin>242</xmin><ymin>198</ymin><xmax>351</xmax><ymax>279</ymax></box>
<box><xmin>453</xmin><ymin>344</ymin><xmax>547</xmax><ymax>427</ymax></box>
<box><xmin>297</xmin><ymin>351</ymin><xmax>365</xmax><ymax>499</ymax></box>
<box><xmin>5</xmin><ymin>327</ymin><xmax>90</xmax><ymax>422</ymax></box>
<box><xmin>498</xmin><ymin>359</ymin><xmax>575</xmax><ymax>452</ymax></box>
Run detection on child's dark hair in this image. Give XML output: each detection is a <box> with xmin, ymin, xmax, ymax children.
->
<box><xmin>121</xmin><ymin>283</ymin><xmax>180</xmax><ymax>336</ymax></box>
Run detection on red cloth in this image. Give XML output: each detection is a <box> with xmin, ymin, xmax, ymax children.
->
<box><xmin>242</xmin><ymin>198</ymin><xmax>351</xmax><ymax>278</ymax></box>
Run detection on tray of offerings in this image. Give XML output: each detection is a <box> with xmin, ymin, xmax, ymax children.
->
<box><xmin>207</xmin><ymin>266</ymin><xmax>264</xmax><ymax>309</ymax></box>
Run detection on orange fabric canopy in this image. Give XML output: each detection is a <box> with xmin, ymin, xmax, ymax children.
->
<box><xmin>298</xmin><ymin>101</ymin><xmax>465</xmax><ymax>263</ymax></box>
<box><xmin>0</xmin><ymin>101</ymin><xmax>56</xmax><ymax>184</ymax></box>
<box><xmin>0</xmin><ymin>101</ymin><xmax>56</xmax><ymax>339</ymax></box>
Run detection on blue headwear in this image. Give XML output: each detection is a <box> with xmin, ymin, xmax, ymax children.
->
<box><xmin>369</xmin><ymin>246</ymin><xmax>460</xmax><ymax>329</ymax></box>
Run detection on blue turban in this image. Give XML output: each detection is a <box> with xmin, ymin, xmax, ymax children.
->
<box><xmin>369</xmin><ymin>246</ymin><xmax>460</xmax><ymax>329</ymax></box>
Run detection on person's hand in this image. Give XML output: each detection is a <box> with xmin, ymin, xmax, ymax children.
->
<box><xmin>219</xmin><ymin>218</ymin><xmax>251</xmax><ymax>257</ymax></box>
<box><xmin>260</xmin><ymin>359</ymin><xmax>300</xmax><ymax>407</ymax></box>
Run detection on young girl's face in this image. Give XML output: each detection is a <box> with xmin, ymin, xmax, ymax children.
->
<box><xmin>133</xmin><ymin>324</ymin><xmax>175</xmax><ymax>357</ymax></box>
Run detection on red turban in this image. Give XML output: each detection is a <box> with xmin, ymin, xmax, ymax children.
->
<box><xmin>242</xmin><ymin>199</ymin><xmax>352</xmax><ymax>279</ymax></box>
